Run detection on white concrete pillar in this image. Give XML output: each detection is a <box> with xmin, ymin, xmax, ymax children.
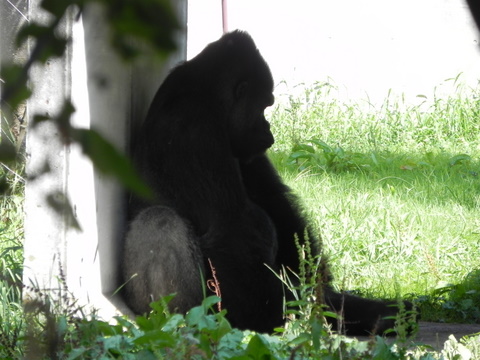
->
<box><xmin>23</xmin><ymin>1</ymin><xmax>187</xmax><ymax>318</ymax></box>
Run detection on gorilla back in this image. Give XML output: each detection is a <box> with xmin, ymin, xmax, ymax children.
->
<box><xmin>123</xmin><ymin>30</ymin><xmax>415</xmax><ymax>335</ymax></box>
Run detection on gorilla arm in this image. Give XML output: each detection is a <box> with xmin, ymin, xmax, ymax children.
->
<box><xmin>240</xmin><ymin>154</ymin><xmax>317</xmax><ymax>272</ymax></box>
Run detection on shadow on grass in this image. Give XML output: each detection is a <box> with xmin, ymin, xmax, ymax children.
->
<box><xmin>270</xmin><ymin>148</ymin><xmax>480</xmax><ymax>324</ymax></box>
<box><xmin>416</xmin><ymin>269</ymin><xmax>480</xmax><ymax>324</ymax></box>
<box><xmin>270</xmin><ymin>149</ymin><xmax>480</xmax><ymax>211</ymax></box>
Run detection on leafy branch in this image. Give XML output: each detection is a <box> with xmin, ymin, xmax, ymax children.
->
<box><xmin>1</xmin><ymin>0</ymin><xmax>180</xmax><ymax>197</ymax></box>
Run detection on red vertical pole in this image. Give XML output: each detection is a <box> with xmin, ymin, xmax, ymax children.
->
<box><xmin>222</xmin><ymin>0</ymin><xmax>228</xmax><ymax>33</ymax></box>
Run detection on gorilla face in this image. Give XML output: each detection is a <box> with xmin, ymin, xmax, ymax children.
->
<box><xmin>228</xmin><ymin>80</ymin><xmax>275</xmax><ymax>160</ymax></box>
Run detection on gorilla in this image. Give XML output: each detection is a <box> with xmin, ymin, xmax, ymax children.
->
<box><xmin>122</xmin><ymin>30</ymin><xmax>413</xmax><ymax>335</ymax></box>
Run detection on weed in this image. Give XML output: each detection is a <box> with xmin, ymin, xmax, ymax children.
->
<box><xmin>432</xmin><ymin>270</ymin><xmax>480</xmax><ymax>323</ymax></box>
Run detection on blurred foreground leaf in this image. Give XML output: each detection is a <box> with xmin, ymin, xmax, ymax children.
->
<box><xmin>71</xmin><ymin>128</ymin><xmax>152</xmax><ymax>199</ymax></box>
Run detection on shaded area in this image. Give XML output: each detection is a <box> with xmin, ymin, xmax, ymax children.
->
<box><xmin>414</xmin><ymin>322</ymin><xmax>480</xmax><ymax>350</ymax></box>
<box><xmin>271</xmin><ymin>148</ymin><xmax>480</xmax><ymax>211</ymax></box>
<box><xmin>417</xmin><ymin>269</ymin><xmax>480</xmax><ymax>324</ymax></box>
<box><xmin>356</xmin><ymin>322</ymin><xmax>480</xmax><ymax>351</ymax></box>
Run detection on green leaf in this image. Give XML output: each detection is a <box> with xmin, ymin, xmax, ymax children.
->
<box><xmin>52</xmin><ymin>100</ymin><xmax>76</xmax><ymax>136</ymax></box>
<box><xmin>0</xmin><ymin>174</ymin><xmax>9</xmax><ymax>193</ymax></box>
<box><xmin>16</xmin><ymin>23</ymin><xmax>51</xmax><ymax>47</ymax></box>
<box><xmin>0</xmin><ymin>142</ymin><xmax>17</xmax><ymax>162</ymax></box>
<box><xmin>372</xmin><ymin>336</ymin><xmax>399</xmax><ymax>360</ymax></box>
<box><xmin>17</xmin><ymin>21</ymin><xmax>68</xmax><ymax>62</ymax></box>
<box><xmin>40</xmin><ymin>0</ymin><xmax>73</xmax><ymax>16</ymax></box>
<box><xmin>161</xmin><ymin>313</ymin><xmax>185</xmax><ymax>332</ymax></box>
<box><xmin>214</xmin><ymin>315</ymin><xmax>232</xmax><ymax>339</ymax></box>
<box><xmin>309</xmin><ymin>139</ymin><xmax>331</xmax><ymax>152</ymax></box>
<box><xmin>185</xmin><ymin>297</ymin><xmax>223</xmax><ymax>331</ymax></box>
<box><xmin>310</xmin><ymin>317</ymin><xmax>323</xmax><ymax>350</ymax></box>
<box><xmin>43</xmin><ymin>36</ymin><xmax>68</xmax><ymax>60</ymax></box>
<box><xmin>288</xmin><ymin>151</ymin><xmax>313</xmax><ymax>161</ymax></box>
<box><xmin>133</xmin><ymin>329</ymin><xmax>175</xmax><ymax>347</ymax></box>
<box><xmin>0</xmin><ymin>64</ymin><xmax>32</xmax><ymax>108</ymax></box>
<box><xmin>149</xmin><ymin>294</ymin><xmax>175</xmax><ymax>313</ymax></box>
<box><xmin>71</xmin><ymin>128</ymin><xmax>153</xmax><ymax>199</ymax></box>
<box><xmin>449</xmin><ymin>154</ymin><xmax>471</xmax><ymax>166</ymax></box>
<box><xmin>292</xmin><ymin>143</ymin><xmax>315</xmax><ymax>153</ymax></box>
<box><xmin>100</xmin><ymin>0</ymin><xmax>180</xmax><ymax>60</ymax></box>
<box><xmin>202</xmin><ymin>295</ymin><xmax>222</xmax><ymax>310</ymax></box>
<box><xmin>245</xmin><ymin>334</ymin><xmax>275</xmax><ymax>360</ymax></box>
<box><xmin>288</xmin><ymin>332</ymin><xmax>310</xmax><ymax>347</ymax></box>
<box><xmin>185</xmin><ymin>305</ymin><xmax>207</xmax><ymax>328</ymax></box>
<box><xmin>33</xmin><ymin>114</ymin><xmax>50</xmax><ymax>125</ymax></box>
<box><xmin>46</xmin><ymin>190</ymin><xmax>82</xmax><ymax>230</ymax></box>
<box><xmin>66</xmin><ymin>347</ymin><xmax>88</xmax><ymax>360</ymax></box>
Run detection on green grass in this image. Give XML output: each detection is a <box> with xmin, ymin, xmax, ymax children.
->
<box><xmin>0</xmin><ymin>184</ymin><xmax>24</xmax><ymax>357</ymax></box>
<box><xmin>269</xmin><ymin>78</ymin><xmax>480</xmax><ymax>324</ymax></box>
<box><xmin>1</xmin><ymin>110</ymin><xmax>25</xmax><ymax>358</ymax></box>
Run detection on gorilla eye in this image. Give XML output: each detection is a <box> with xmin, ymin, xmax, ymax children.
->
<box><xmin>235</xmin><ymin>81</ymin><xmax>248</xmax><ymax>99</ymax></box>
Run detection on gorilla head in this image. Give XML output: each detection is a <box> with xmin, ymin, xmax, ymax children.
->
<box><xmin>168</xmin><ymin>31</ymin><xmax>275</xmax><ymax>160</ymax></box>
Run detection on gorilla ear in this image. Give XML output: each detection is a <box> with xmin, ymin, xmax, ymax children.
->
<box><xmin>235</xmin><ymin>81</ymin><xmax>248</xmax><ymax>100</ymax></box>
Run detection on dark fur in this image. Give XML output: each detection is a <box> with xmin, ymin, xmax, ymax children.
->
<box><xmin>123</xmin><ymin>30</ymin><xmax>413</xmax><ymax>335</ymax></box>
<box><xmin>467</xmin><ymin>0</ymin><xmax>480</xmax><ymax>31</ymax></box>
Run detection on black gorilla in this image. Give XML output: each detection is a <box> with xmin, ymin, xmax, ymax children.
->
<box><xmin>123</xmin><ymin>30</ymin><xmax>412</xmax><ymax>335</ymax></box>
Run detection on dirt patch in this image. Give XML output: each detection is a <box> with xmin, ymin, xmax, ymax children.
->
<box><xmin>412</xmin><ymin>321</ymin><xmax>480</xmax><ymax>350</ymax></box>
<box><xmin>355</xmin><ymin>321</ymin><xmax>480</xmax><ymax>350</ymax></box>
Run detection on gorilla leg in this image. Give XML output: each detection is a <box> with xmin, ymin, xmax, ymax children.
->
<box><xmin>323</xmin><ymin>287</ymin><xmax>413</xmax><ymax>336</ymax></box>
<box><xmin>201</xmin><ymin>203</ymin><xmax>285</xmax><ymax>333</ymax></box>
<box><xmin>123</xmin><ymin>206</ymin><xmax>205</xmax><ymax>315</ymax></box>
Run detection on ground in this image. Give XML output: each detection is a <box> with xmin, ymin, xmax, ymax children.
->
<box><xmin>356</xmin><ymin>322</ymin><xmax>480</xmax><ymax>351</ymax></box>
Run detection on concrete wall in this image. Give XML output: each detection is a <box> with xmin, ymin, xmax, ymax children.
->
<box><xmin>22</xmin><ymin>1</ymin><xmax>187</xmax><ymax>318</ymax></box>
<box><xmin>0</xmin><ymin>0</ymin><xmax>29</xmax><ymax>142</ymax></box>
<box><xmin>188</xmin><ymin>0</ymin><xmax>480</xmax><ymax>106</ymax></box>
<box><xmin>0</xmin><ymin>1</ymin><xmax>29</xmax><ymax>71</ymax></box>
